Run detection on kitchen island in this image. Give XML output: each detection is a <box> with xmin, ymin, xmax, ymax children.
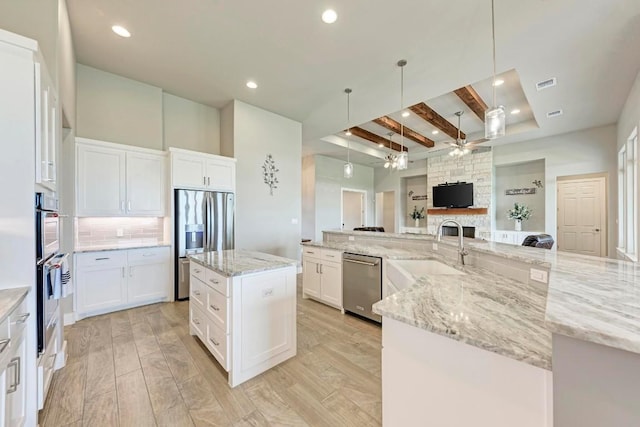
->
<box><xmin>188</xmin><ymin>250</ymin><xmax>297</xmax><ymax>387</ymax></box>
<box><xmin>306</xmin><ymin>230</ymin><xmax>640</xmax><ymax>426</ymax></box>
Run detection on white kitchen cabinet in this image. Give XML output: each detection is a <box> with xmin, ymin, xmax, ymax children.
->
<box><xmin>302</xmin><ymin>247</ymin><xmax>343</xmax><ymax>309</ymax></box>
<box><xmin>171</xmin><ymin>148</ymin><xmax>236</xmax><ymax>191</ymax></box>
<box><xmin>35</xmin><ymin>60</ymin><xmax>58</xmax><ymax>192</ymax></box>
<box><xmin>76</xmin><ymin>138</ymin><xmax>166</xmax><ymax>217</ymax></box>
<box><xmin>75</xmin><ymin>247</ymin><xmax>170</xmax><ymax>318</ymax></box>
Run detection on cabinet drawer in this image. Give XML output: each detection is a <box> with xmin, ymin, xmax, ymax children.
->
<box><xmin>205</xmin><ymin>269</ymin><xmax>229</xmax><ymax>296</ymax></box>
<box><xmin>75</xmin><ymin>251</ymin><xmax>127</xmax><ymax>269</ymax></box>
<box><xmin>190</xmin><ymin>278</ymin><xmax>206</xmax><ymax>309</ymax></box>
<box><xmin>206</xmin><ymin>288</ymin><xmax>229</xmax><ymax>333</ymax></box>
<box><xmin>321</xmin><ymin>249</ymin><xmax>342</xmax><ymax>262</ymax></box>
<box><xmin>206</xmin><ymin>320</ymin><xmax>229</xmax><ymax>371</ymax></box>
<box><xmin>128</xmin><ymin>246</ymin><xmax>170</xmax><ymax>264</ymax></box>
<box><xmin>190</xmin><ymin>262</ymin><xmax>206</xmax><ymax>283</ymax></box>
<box><xmin>303</xmin><ymin>247</ymin><xmax>321</xmax><ymax>257</ymax></box>
<box><xmin>9</xmin><ymin>295</ymin><xmax>29</xmax><ymax>340</ymax></box>
<box><xmin>189</xmin><ymin>305</ymin><xmax>206</xmax><ymax>339</ymax></box>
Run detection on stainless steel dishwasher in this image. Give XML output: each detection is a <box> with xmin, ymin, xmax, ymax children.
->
<box><xmin>342</xmin><ymin>253</ymin><xmax>383</xmax><ymax>323</ymax></box>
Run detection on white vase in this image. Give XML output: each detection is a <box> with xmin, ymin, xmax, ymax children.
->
<box><xmin>515</xmin><ymin>219</ymin><xmax>522</xmax><ymax>231</ymax></box>
<box><xmin>415</xmin><ymin>218</ymin><xmax>420</xmax><ymax>227</ymax></box>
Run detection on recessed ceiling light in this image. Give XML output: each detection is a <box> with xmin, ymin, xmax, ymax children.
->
<box><xmin>322</xmin><ymin>9</ymin><xmax>338</xmax><ymax>24</ymax></box>
<box><xmin>246</xmin><ymin>81</ymin><xmax>258</xmax><ymax>89</ymax></box>
<box><xmin>510</xmin><ymin>109</ymin><xmax>521</xmax><ymax>115</ymax></box>
<box><xmin>379</xmin><ymin>143</ymin><xmax>384</xmax><ymax>148</ymax></box>
<box><xmin>111</xmin><ymin>25</ymin><xmax>131</xmax><ymax>38</ymax></box>
<box><xmin>492</xmin><ymin>79</ymin><xmax>504</xmax><ymax>87</ymax></box>
<box><xmin>345</xmin><ymin>130</ymin><xmax>352</xmax><ymax>136</ymax></box>
<box><xmin>432</xmin><ymin>130</ymin><xmax>439</xmax><ymax>135</ymax></box>
<box><xmin>401</xmin><ymin>111</ymin><xmax>410</xmax><ymax>118</ymax></box>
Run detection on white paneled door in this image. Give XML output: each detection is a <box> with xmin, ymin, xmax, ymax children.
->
<box><xmin>342</xmin><ymin>189</ymin><xmax>365</xmax><ymax>231</ymax></box>
<box><xmin>557</xmin><ymin>177</ymin><xmax>606</xmax><ymax>256</ymax></box>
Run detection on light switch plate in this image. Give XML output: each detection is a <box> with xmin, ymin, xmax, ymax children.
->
<box><xmin>530</xmin><ymin>268</ymin><xmax>548</xmax><ymax>284</ymax></box>
<box><xmin>116</xmin><ymin>228</ymin><xmax>124</xmax><ymax>237</ymax></box>
<box><xmin>348</xmin><ymin>236</ymin><xmax>355</xmax><ymax>241</ymax></box>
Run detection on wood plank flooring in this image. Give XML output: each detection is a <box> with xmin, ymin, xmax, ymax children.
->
<box><xmin>40</xmin><ymin>277</ymin><xmax>382</xmax><ymax>426</ymax></box>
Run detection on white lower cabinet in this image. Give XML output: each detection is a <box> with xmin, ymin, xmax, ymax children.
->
<box><xmin>302</xmin><ymin>248</ymin><xmax>343</xmax><ymax>309</ymax></box>
<box><xmin>76</xmin><ymin>247</ymin><xmax>170</xmax><ymax>318</ymax></box>
<box><xmin>189</xmin><ymin>261</ymin><xmax>296</xmax><ymax>388</ymax></box>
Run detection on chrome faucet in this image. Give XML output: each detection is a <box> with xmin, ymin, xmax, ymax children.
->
<box><xmin>436</xmin><ymin>219</ymin><xmax>469</xmax><ymax>265</ymax></box>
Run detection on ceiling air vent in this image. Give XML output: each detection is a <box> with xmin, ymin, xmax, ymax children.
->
<box><xmin>536</xmin><ymin>77</ymin><xmax>557</xmax><ymax>91</ymax></box>
<box><xmin>546</xmin><ymin>109</ymin><xmax>563</xmax><ymax>118</ymax></box>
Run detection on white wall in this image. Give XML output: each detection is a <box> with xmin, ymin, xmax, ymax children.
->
<box><xmin>163</xmin><ymin>92</ymin><xmax>220</xmax><ymax>153</ymax></box>
<box><xmin>225</xmin><ymin>100</ymin><xmax>302</xmax><ymax>261</ymax></box>
<box><xmin>618</xmin><ymin>70</ymin><xmax>640</xmax><ymax>151</ymax></box>
<box><xmin>495</xmin><ymin>160</ymin><xmax>545</xmax><ymax>232</ymax></box>
<box><xmin>493</xmin><ymin>125</ymin><xmax>617</xmax><ymax>257</ymax></box>
<box><xmin>301</xmin><ymin>156</ymin><xmax>315</xmax><ymax>240</ymax></box>
<box><xmin>57</xmin><ymin>0</ymin><xmax>75</xmax><ymax>128</ymax></box>
<box><xmin>76</xmin><ymin>64</ymin><xmax>164</xmax><ymax>150</ymax></box>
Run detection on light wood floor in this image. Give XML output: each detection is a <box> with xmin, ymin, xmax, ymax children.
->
<box><xmin>40</xmin><ymin>279</ymin><xmax>382</xmax><ymax>426</ymax></box>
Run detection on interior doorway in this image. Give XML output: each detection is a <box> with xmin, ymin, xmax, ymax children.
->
<box><xmin>342</xmin><ymin>189</ymin><xmax>366</xmax><ymax>231</ymax></box>
<box><xmin>375</xmin><ymin>191</ymin><xmax>396</xmax><ymax>233</ymax></box>
<box><xmin>557</xmin><ymin>174</ymin><xmax>607</xmax><ymax>257</ymax></box>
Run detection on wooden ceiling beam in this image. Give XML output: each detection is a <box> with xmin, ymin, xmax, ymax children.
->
<box><xmin>349</xmin><ymin>127</ymin><xmax>408</xmax><ymax>152</ymax></box>
<box><xmin>454</xmin><ymin>85</ymin><xmax>488</xmax><ymax>122</ymax></box>
<box><xmin>409</xmin><ymin>103</ymin><xmax>466</xmax><ymax>140</ymax></box>
<box><xmin>373</xmin><ymin>117</ymin><xmax>435</xmax><ymax>148</ymax></box>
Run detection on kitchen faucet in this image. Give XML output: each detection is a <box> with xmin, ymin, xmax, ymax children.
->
<box><xmin>436</xmin><ymin>219</ymin><xmax>469</xmax><ymax>265</ymax></box>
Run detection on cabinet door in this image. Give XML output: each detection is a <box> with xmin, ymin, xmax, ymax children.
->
<box><xmin>205</xmin><ymin>158</ymin><xmax>235</xmax><ymax>191</ymax></box>
<box><xmin>5</xmin><ymin>332</ymin><xmax>26</xmax><ymax>426</ymax></box>
<box><xmin>77</xmin><ymin>144</ymin><xmax>126</xmax><ymax>216</ymax></box>
<box><xmin>35</xmin><ymin>62</ymin><xmax>58</xmax><ymax>191</ymax></box>
<box><xmin>126</xmin><ymin>152</ymin><xmax>166</xmax><ymax>215</ymax></box>
<box><xmin>320</xmin><ymin>262</ymin><xmax>342</xmax><ymax>308</ymax></box>
<box><xmin>302</xmin><ymin>257</ymin><xmax>322</xmax><ymax>299</ymax></box>
<box><xmin>127</xmin><ymin>261</ymin><xmax>169</xmax><ymax>304</ymax></box>
<box><xmin>172</xmin><ymin>153</ymin><xmax>206</xmax><ymax>189</ymax></box>
<box><xmin>76</xmin><ymin>264</ymin><xmax>127</xmax><ymax>315</ymax></box>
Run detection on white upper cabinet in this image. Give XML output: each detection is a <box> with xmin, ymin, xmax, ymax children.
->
<box><xmin>35</xmin><ymin>60</ymin><xmax>58</xmax><ymax>191</ymax></box>
<box><xmin>76</xmin><ymin>139</ymin><xmax>166</xmax><ymax>217</ymax></box>
<box><xmin>171</xmin><ymin>149</ymin><xmax>236</xmax><ymax>192</ymax></box>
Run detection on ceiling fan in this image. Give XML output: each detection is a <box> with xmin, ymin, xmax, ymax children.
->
<box><xmin>445</xmin><ymin>111</ymin><xmax>488</xmax><ymax>157</ymax></box>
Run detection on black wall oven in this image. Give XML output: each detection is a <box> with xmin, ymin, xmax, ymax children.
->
<box><xmin>36</xmin><ymin>193</ymin><xmax>60</xmax><ymax>355</ymax></box>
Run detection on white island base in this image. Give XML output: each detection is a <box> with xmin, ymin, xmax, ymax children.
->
<box><xmin>189</xmin><ymin>259</ymin><xmax>297</xmax><ymax>388</ymax></box>
<box><xmin>382</xmin><ymin>317</ymin><xmax>553</xmax><ymax>427</ymax></box>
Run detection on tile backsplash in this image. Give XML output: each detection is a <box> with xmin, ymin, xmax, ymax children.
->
<box><xmin>76</xmin><ymin>217</ymin><xmax>165</xmax><ymax>249</ymax></box>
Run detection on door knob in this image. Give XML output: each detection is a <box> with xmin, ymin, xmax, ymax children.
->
<box><xmin>595</xmin><ymin>228</ymin><xmax>600</xmax><ymax>232</ymax></box>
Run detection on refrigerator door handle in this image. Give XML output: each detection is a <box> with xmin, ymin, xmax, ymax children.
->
<box><xmin>207</xmin><ymin>192</ymin><xmax>214</xmax><ymax>252</ymax></box>
<box><xmin>203</xmin><ymin>193</ymin><xmax>209</xmax><ymax>251</ymax></box>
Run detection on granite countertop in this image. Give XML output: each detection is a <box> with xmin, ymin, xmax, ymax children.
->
<box><xmin>313</xmin><ymin>230</ymin><xmax>640</xmax><ymax>361</ymax></box>
<box><xmin>0</xmin><ymin>287</ymin><xmax>30</xmax><ymax>324</ymax></box>
<box><xmin>74</xmin><ymin>243</ymin><xmax>171</xmax><ymax>253</ymax></box>
<box><xmin>190</xmin><ymin>250</ymin><xmax>297</xmax><ymax>277</ymax></box>
<box><xmin>305</xmin><ymin>240</ymin><xmax>551</xmax><ymax>369</ymax></box>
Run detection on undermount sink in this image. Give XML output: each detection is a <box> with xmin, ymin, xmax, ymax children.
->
<box><xmin>386</xmin><ymin>259</ymin><xmax>465</xmax><ymax>294</ymax></box>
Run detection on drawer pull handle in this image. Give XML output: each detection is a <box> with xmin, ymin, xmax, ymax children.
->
<box><xmin>210</xmin><ymin>305</ymin><xmax>220</xmax><ymax>312</ymax></box>
<box><xmin>209</xmin><ymin>337</ymin><xmax>220</xmax><ymax>346</ymax></box>
<box><xmin>0</xmin><ymin>338</ymin><xmax>10</xmax><ymax>354</ymax></box>
<box><xmin>6</xmin><ymin>357</ymin><xmax>19</xmax><ymax>393</ymax></box>
<box><xmin>194</xmin><ymin>269</ymin><xmax>201</xmax><ymax>274</ymax></box>
<box><xmin>194</xmin><ymin>290</ymin><xmax>201</xmax><ymax>296</ymax></box>
<box><xmin>307</xmin><ymin>251</ymin><xmax>315</xmax><ymax>254</ymax></box>
<box><xmin>15</xmin><ymin>313</ymin><xmax>30</xmax><ymax>324</ymax></box>
<box><xmin>193</xmin><ymin>319</ymin><xmax>200</xmax><ymax>325</ymax></box>
<box><xmin>209</xmin><ymin>279</ymin><xmax>219</xmax><ymax>284</ymax></box>
<box><xmin>95</xmin><ymin>257</ymin><xmax>110</xmax><ymax>261</ymax></box>
<box><xmin>142</xmin><ymin>253</ymin><xmax>154</xmax><ymax>257</ymax></box>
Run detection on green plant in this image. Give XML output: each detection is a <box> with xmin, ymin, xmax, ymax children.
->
<box><xmin>507</xmin><ymin>202</ymin><xmax>532</xmax><ymax>221</ymax></box>
<box><xmin>410</xmin><ymin>206</ymin><xmax>425</xmax><ymax>220</ymax></box>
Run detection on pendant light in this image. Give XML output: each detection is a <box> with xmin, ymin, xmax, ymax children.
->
<box><xmin>485</xmin><ymin>0</ymin><xmax>506</xmax><ymax>140</ymax></box>
<box><xmin>396</xmin><ymin>60</ymin><xmax>408</xmax><ymax>170</ymax></box>
<box><xmin>384</xmin><ymin>132</ymin><xmax>398</xmax><ymax>169</ymax></box>
<box><xmin>343</xmin><ymin>88</ymin><xmax>354</xmax><ymax>178</ymax></box>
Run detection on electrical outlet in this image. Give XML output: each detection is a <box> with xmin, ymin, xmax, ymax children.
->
<box><xmin>116</xmin><ymin>228</ymin><xmax>124</xmax><ymax>237</ymax></box>
<box><xmin>432</xmin><ymin>242</ymin><xmax>438</xmax><ymax>251</ymax></box>
<box><xmin>530</xmin><ymin>268</ymin><xmax>548</xmax><ymax>284</ymax></box>
<box><xmin>348</xmin><ymin>236</ymin><xmax>355</xmax><ymax>241</ymax></box>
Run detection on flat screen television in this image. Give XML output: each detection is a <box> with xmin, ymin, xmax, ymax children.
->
<box><xmin>432</xmin><ymin>182</ymin><xmax>473</xmax><ymax>208</ymax></box>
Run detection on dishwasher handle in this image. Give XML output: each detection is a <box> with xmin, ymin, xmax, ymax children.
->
<box><xmin>343</xmin><ymin>258</ymin><xmax>379</xmax><ymax>267</ymax></box>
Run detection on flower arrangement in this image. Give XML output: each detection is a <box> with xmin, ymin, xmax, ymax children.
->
<box><xmin>410</xmin><ymin>206</ymin><xmax>425</xmax><ymax>220</ymax></box>
<box><xmin>507</xmin><ymin>202</ymin><xmax>532</xmax><ymax>221</ymax></box>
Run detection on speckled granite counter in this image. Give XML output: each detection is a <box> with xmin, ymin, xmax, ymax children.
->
<box><xmin>308</xmin><ymin>230</ymin><xmax>640</xmax><ymax>366</ymax></box>
<box><xmin>190</xmin><ymin>250</ymin><xmax>297</xmax><ymax>277</ymax></box>
<box><xmin>0</xmin><ymin>287</ymin><xmax>29</xmax><ymax>323</ymax></box>
<box><xmin>74</xmin><ymin>243</ymin><xmax>171</xmax><ymax>253</ymax></box>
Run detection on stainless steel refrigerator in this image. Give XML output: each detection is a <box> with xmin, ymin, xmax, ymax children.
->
<box><xmin>175</xmin><ymin>189</ymin><xmax>234</xmax><ymax>300</ymax></box>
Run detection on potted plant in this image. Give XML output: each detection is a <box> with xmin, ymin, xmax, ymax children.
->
<box><xmin>410</xmin><ymin>206</ymin><xmax>425</xmax><ymax>227</ymax></box>
<box><xmin>507</xmin><ymin>202</ymin><xmax>532</xmax><ymax>231</ymax></box>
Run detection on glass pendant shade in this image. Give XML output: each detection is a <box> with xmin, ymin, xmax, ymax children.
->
<box><xmin>397</xmin><ymin>152</ymin><xmax>408</xmax><ymax>170</ymax></box>
<box><xmin>343</xmin><ymin>162</ymin><xmax>354</xmax><ymax>178</ymax></box>
<box><xmin>485</xmin><ymin>105</ymin><xmax>506</xmax><ymax>139</ymax></box>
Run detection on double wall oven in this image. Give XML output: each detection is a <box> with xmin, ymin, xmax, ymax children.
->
<box><xmin>36</xmin><ymin>193</ymin><xmax>60</xmax><ymax>355</ymax></box>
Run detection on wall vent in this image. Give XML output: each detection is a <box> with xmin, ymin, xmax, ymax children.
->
<box><xmin>536</xmin><ymin>77</ymin><xmax>557</xmax><ymax>91</ymax></box>
<box><xmin>546</xmin><ymin>109</ymin><xmax>563</xmax><ymax>118</ymax></box>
